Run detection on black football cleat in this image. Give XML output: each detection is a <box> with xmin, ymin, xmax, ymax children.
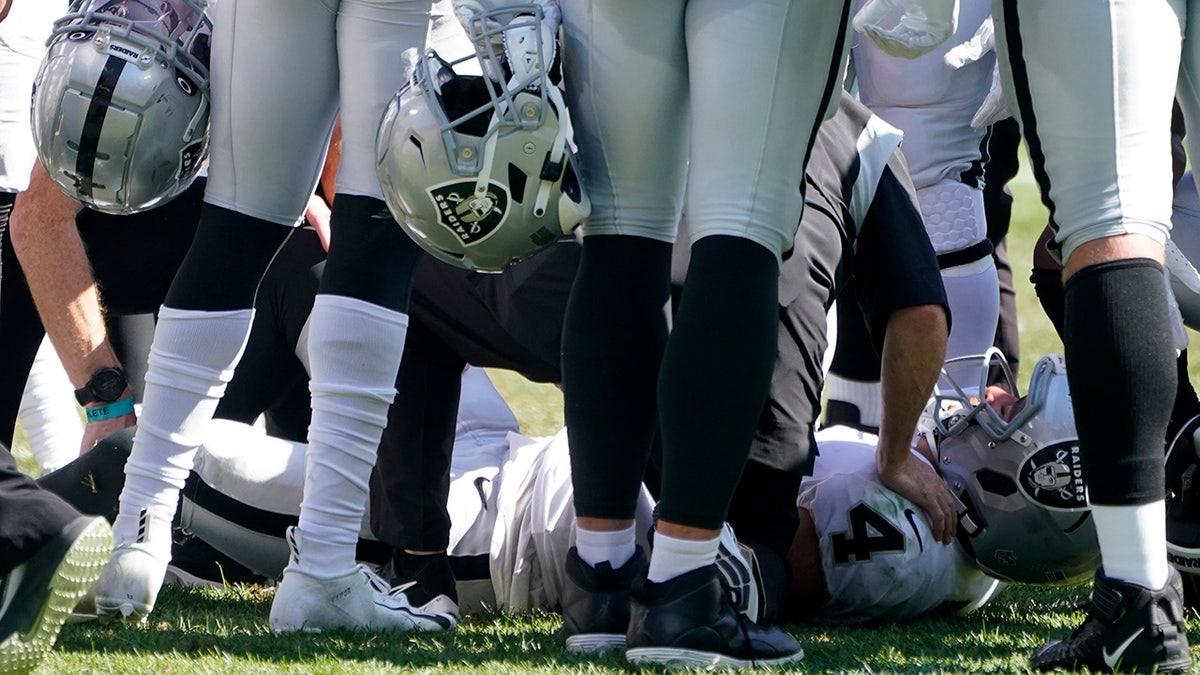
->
<box><xmin>380</xmin><ymin>550</ymin><xmax>460</xmax><ymax>627</ymax></box>
<box><xmin>625</xmin><ymin>564</ymin><xmax>803</xmax><ymax>669</ymax></box>
<box><xmin>1031</xmin><ymin>568</ymin><xmax>1191</xmax><ymax>673</ymax></box>
<box><xmin>558</xmin><ymin>546</ymin><xmax>646</xmax><ymax>654</ymax></box>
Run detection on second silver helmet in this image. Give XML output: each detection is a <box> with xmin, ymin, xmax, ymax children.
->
<box><xmin>376</xmin><ymin>5</ymin><xmax>589</xmax><ymax>272</ymax></box>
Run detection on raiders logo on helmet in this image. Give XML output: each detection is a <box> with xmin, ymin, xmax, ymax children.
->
<box><xmin>428</xmin><ymin>181</ymin><xmax>510</xmax><ymax>247</ymax></box>
<box><xmin>1018</xmin><ymin>441</ymin><xmax>1086</xmax><ymax>510</ymax></box>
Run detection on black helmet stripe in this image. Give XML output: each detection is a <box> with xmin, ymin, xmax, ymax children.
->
<box><xmin>75</xmin><ymin>54</ymin><xmax>128</xmax><ymax>198</ymax></box>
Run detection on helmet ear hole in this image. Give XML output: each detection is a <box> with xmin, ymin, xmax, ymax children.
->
<box><xmin>507</xmin><ymin>164</ymin><xmax>528</xmax><ymax>202</ymax></box>
<box><xmin>976</xmin><ymin>468</ymin><xmax>1017</xmax><ymax>497</ymax></box>
<box><xmin>408</xmin><ymin>136</ymin><xmax>424</xmax><ymax>165</ymax></box>
<box><xmin>562</xmin><ymin>161</ymin><xmax>583</xmax><ymax>203</ymax></box>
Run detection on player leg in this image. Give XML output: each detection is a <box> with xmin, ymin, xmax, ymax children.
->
<box><xmin>994</xmin><ymin>1</ymin><xmax>1190</xmax><ymax>671</ymax></box>
<box><xmin>555</xmin><ymin>0</ymin><xmax>686</xmax><ymax>655</ymax></box>
<box><xmin>0</xmin><ymin>193</ymin><xmax>49</xmax><ymax>449</ymax></box>
<box><xmin>268</xmin><ymin>0</ymin><xmax>446</xmax><ymax>635</ymax></box>
<box><xmin>626</xmin><ymin>0</ymin><xmax>851</xmax><ymax>669</ymax></box>
<box><xmin>97</xmin><ymin>0</ymin><xmax>336</xmax><ymax>623</ymax></box>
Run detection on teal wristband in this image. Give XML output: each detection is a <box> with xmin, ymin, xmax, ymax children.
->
<box><xmin>85</xmin><ymin>398</ymin><xmax>135</xmax><ymax>423</ymax></box>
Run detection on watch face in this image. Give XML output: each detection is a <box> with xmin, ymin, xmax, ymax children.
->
<box><xmin>91</xmin><ymin>368</ymin><xmax>127</xmax><ymax>402</ymax></box>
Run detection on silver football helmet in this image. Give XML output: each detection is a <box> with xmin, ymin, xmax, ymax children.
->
<box><xmin>932</xmin><ymin>351</ymin><xmax>1100</xmax><ymax>585</ymax></box>
<box><xmin>376</xmin><ymin>4</ymin><xmax>589</xmax><ymax>272</ymax></box>
<box><xmin>31</xmin><ymin>0</ymin><xmax>212</xmax><ymax>214</ymax></box>
<box><xmin>1166</xmin><ymin>415</ymin><xmax>1200</xmax><ymax>593</ymax></box>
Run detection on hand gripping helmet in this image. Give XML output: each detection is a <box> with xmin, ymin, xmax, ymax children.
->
<box><xmin>1166</xmin><ymin>414</ymin><xmax>1200</xmax><ymax>606</ymax></box>
<box><xmin>31</xmin><ymin>0</ymin><xmax>212</xmax><ymax>214</ymax></box>
<box><xmin>931</xmin><ymin>351</ymin><xmax>1100</xmax><ymax>585</ymax></box>
<box><xmin>376</xmin><ymin>5</ymin><xmax>590</xmax><ymax>272</ymax></box>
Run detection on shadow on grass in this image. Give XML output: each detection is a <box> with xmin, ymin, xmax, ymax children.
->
<box><xmin>56</xmin><ymin>585</ymin><xmax>631</xmax><ymax>671</ymax></box>
<box><xmin>52</xmin><ymin>581</ymin><xmax>1200</xmax><ymax>673</ymax></box>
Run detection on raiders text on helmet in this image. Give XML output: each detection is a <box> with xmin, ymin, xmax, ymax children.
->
<box><xmin>31</xmin><ymin>0</ymin><xmax>212</xmax><ymax>214</ymax></box>
<box><xmin>376</xmin><ymin>4</ymin><xmax>589</xmax><ymax>272</ymax></box>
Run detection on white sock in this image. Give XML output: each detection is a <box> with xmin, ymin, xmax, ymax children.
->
<box><xmin>647</xmin><ymin>531</ymin><xmax>719</xmax><ymax>583</ymax></box>
<box><xmin>1092</xmin><ymin>502</ymin><xmax>1170</xmax><ymax>590</ymax></box>
<box><xmin>292</xmin><ymin>295</ymin><xmax>409</xmax><ymax>580</ymax></box>
<box><xmin>575</xmin><ymin>523</ymin><xmax>636</xmax><ymax>569</ymax></box>
<box><xmin>115</xmin><ymin>307</ymin><xmax>253</xmax><ymax>548</ymax></box>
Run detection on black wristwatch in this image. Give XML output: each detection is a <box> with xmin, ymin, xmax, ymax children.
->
<box><xmin>74</xmin><ymin>367</ymin><xmax>128</xmax><ymax>406</ymax></box>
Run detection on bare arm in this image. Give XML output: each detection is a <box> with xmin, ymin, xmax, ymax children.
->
<box><xmin>874</xmin><ymin>303</ymin><xmax>958</xmax><ymax>544</ymax></box>
<box><xmin>11</xmin><ymin>162</ymin><xmax>136</xmax><ymax>449</ymax></box>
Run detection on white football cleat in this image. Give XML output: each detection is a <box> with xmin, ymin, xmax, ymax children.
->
<box><xmin>269</xmin><ymin>527</ymin><xmax>457</xmax><ymax>634</ymax></box>
<box><xmin>93</xmin><ymin>510</ymin><xmax>171</xmax><ymax>623</ymax></box>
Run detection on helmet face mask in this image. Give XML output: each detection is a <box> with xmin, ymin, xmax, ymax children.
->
<box><xmin>31</xmin><ymin>0</ymin><xmax>212</xmax><ymax>214</ymax></box>
<box><xmin>376</xmin><ymin>5</ymin><xmax>590</xmax><ymax>272</ymax></box>
<box><xmin>933</xmin><ymin>352</ymin><xmax>1100</xmax><ymax>585</ymax></box>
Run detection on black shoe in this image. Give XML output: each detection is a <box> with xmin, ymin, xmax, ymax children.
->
<box><xmin>625</xmin><ymin>564</ymin><xmax>803</xmax><ymax>669</ymax></box>
<box><xmin>165</xmin><ymin>528</ymin><xmax>268</xmax><ymax>588</ymax></box>
<box><xmin>1031</xmin><ymin>568</ymin><xmax>1192</xmax><ymax>673</ymax></box>
<box><xmin>379</xmin><ymin>550</ymin><xmax>460</xmax><ymax>627</ymax></box>
<box><xmin>0</xmin><ymin>516</ymin><xmax>112</xmax><ymax>675</ymax></box>
<box><xmin>558</xmin><ymin>546</ymin><xmax>646</xmax><ymax>654</ymax></box>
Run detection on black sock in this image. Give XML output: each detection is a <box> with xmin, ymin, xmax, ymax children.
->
<box><xmin>1063</xmin><ymin>259</ymin><xmax>1173</xmax><ymax>505</ymax></box>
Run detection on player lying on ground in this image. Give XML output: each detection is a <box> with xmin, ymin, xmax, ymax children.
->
<box><xmin>42</xmin><ymin>352</ymin><xmax>1104</xmax><ymax>626</ymax></box>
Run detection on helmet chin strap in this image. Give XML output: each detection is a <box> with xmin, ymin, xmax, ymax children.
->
<box><xmin>533</xmin><ymin>85</ymin><xmax>569</xmax><ymax>221</ymax></box>
<box><xmin>183</xmin><ymin>91</ymin><xmax>208</xmax><ymax>141</ymax></box>
<box><xmin>474</xmin><ymin>81</ymin><xmax>568</xmax><ymax>226</ymax></box>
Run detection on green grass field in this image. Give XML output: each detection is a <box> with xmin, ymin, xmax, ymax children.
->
<box><xmin>20</xmin><ymin>153</ymin><xmax>1200</xmax><ymax>673</ymax></box>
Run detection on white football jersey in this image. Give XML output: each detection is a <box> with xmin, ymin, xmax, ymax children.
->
<box><xmin>799</xmin><ymin>425</ymin><xmax>1001</xmax><ymax>624</ymax></box>
<box><xmin>489</xmin><ymin>428</ymin><xmax>655</xmax><ymax>612</ymax></box>
<box><xmin>851</xmin><ymin>0</ymin><xmax>994</xmax><ymax>191</ymax></box>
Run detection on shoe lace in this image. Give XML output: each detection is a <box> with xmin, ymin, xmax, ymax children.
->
<box><xmin>721</xmin><ymin>579</ymin><xmax>758</xmax><ymax>667</ymax></box>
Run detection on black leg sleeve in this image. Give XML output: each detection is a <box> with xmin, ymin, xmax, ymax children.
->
<box><xmin>1030</xmin><ymin>266</ymin><xmax>1066</xmax><ymax>340</ymax></box>
<box><xmin>564</xmin><ymin>235</ymin><xmax>672</xmax><ymax>520</ymax></box>
<box><xmin>657</xmin><ymin>236</ymin><xmax>779</xmax><ymax>529</ymax></box>
<box><xmin>320</xmin><ymin>195</ymin><xmax>424</xmax><ymax>312</ymax></box>
<box><xmin>1064</xmin><ymin>259</ymin><xmax>1173</xmax><ymax>506</ymax></box>
<box><xmin>165</xmin><ymin>203</ymin><xmax>293</xmax><ymax>311</ymax></box>
<box><xmin>1168</xmin><ymin>349</ymin><xmax>1200</xmax><ymax>444</ymax></box>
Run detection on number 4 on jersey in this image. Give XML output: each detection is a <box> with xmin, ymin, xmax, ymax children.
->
<box><xmin>831</xmin><ymin>503</ymin><xmax>908</xmax><ymax>563</ymax></box>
